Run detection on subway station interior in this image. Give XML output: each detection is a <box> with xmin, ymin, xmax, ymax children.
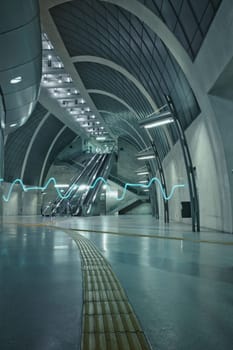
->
<box><xmin>0</xmin><ymin>0</ymin><xmax>233</xmax><ymax>349</ymax></box>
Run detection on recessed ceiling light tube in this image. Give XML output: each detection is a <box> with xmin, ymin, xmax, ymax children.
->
<box><xmin>96</xmin><ymin>136</ymin><xmax>106</xmax><ymax>141</ymax></box>
<box><xmin>10</xmin><ymin>76</ymin><xmax>22</xmax><ymax>84</ymax></box>
<box><xmin>139</xmin><ymin>111</ymin><xmax>173</xmax><ymax>128</ymax></box>
<box><xmin>137</xmin><ymin>154</ymin><xmax>155</xmax><ymax>160</ymax></box>
<box><xmin>144</xmin><ymin>117</ymin><xmax>174</xmax><ymax>129</ymax></box>
<box><xmin>137</xmin><ymin>171</ymin><xmax>149</xmax><ymax>175</ymax></box>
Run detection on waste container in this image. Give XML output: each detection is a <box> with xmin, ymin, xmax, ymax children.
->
<box><xmin>181</xmin><ymin>201</ymin><xmax>191</xmax><ymax>218</ymax></box>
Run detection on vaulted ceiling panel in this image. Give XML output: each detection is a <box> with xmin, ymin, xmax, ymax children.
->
<box><xmin>75</xmin><ymin>62</ymin><xmax>153</xmax><ymax>119</ymax></box>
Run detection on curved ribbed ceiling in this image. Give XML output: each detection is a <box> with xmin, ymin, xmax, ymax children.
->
<box><xmin>50</xmin><ymin>0</ymin><xmax>206</xmax><ymax>156</ymax></box>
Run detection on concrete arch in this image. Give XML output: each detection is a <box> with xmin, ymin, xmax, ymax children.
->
<box><xmin>72</xmin><ymin>55</ymin><xmax>158</xmax><ymax>111</ymax></box>
<box><xmin>20</xmin><ymin>112</ymin><xmax>50</xmax><ymax>180</ymax></box>
<box><xmin>39</xmin><ymin>126</ymin><xmax>66</xmax><ymax>186</ymax></box>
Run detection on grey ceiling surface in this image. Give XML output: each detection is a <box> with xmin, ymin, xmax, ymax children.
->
<box><xmin>75</xmin><ymin>62</ymin><xmax>153</xmax><ymax>119</ymax></box>
<box><xmin>90</xmin><ymin>94</ymin><xmax>128</xmax><ymax>114</ymax></box>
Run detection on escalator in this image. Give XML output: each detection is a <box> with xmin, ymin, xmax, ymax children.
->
<box><xmin>42</xmin><ymin>153</ymin><xmax>101</xmax><ymax>216</ymax></box>
<box><xmin>42</xmin><ymin>153</ymin><xmax>113</xmax><ymax>216</ymax></box>
<box><xmin>74</xmin><ymin>153</ymin><xmax>113</xmax><ymax>216</ymax></box>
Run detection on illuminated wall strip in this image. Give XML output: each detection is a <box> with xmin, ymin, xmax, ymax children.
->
<box><xmin>0</xmin><ymin>177</ymin><xmax>185</xmax><ymax>202</ymax></box>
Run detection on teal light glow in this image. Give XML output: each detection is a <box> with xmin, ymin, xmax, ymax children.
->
<box><xmin>0</xmin><ymin>177</ymin><xmax>185</xmax><ymax>202</ymax></box>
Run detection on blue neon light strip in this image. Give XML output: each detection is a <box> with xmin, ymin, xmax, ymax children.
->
<box><xmin>0</xmin><ymin>177</ymin><xmax>185</xmax><ymax>202</ymax></box>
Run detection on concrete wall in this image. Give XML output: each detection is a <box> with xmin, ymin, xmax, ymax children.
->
<box><xmin>2</xmin><ymin>182</ymin><xmax>40</xmax><ymax>216</ymax></box>
<box><xmin>117</xmin><ymin>139</ymin><xmax>142</xmax><ymax>182</ymax></box>
<box><xmin>158</xmin><ymin>115</ymin><xmax>225</xmax><ymax>230</ymax></box>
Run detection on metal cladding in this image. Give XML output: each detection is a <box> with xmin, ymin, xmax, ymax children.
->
<box><xmin>0</xmin><ymin>0</ymin><xmax>42</xmax><ymax>133</ymax></box>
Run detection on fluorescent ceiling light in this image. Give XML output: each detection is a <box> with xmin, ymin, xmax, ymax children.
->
<box><xmin>144</xmin><ymin>117</ymin><xmax>174</xmax><ymax>129</ymax></box>
<box><xmin>137</xmin><ymin>171</ymin><xmax>149</xmax><ymax>175</ymax></box>
<box><xmin>10</xmin><ymin>76</ymin><xmax>22</xmax><ymax>84</ymax></box>
<box><xmin>10</xmin><ymin>123</ymin><xmax>17</xmax><ymax>127</ymax></box>
<box><xmin>139</xmin><ymin>180</ymin><xmax>148</xmax><ymax>183</ymax></box>
<box><xmin>96</xmin><ymin>136</ymin><xmax>106</xmax><ymax>141</ymax></box>
<box><xmin>137</xmin><ymin>154</ymin><xmax>155</xmax><ymax>160</ymax></box>
<box><xmin>54</xmin><ymin>184</ymin><xmax>69</xmax><ymax>188</ymax></box>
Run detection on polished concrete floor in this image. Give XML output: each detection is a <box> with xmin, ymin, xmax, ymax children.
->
<box><xmin>0</xmin><ymin>223</ymin><xmax>82</xmax><ymax>350</ymax></box>
<box><xmin>1</xmin><ymin>215</ymin><xmax>233</xmax><ymax>349</ymax></box>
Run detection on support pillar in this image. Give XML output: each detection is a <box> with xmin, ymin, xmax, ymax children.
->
<box><xmin>165</xmin><ymin>95</ymin><xmax>200</xmax><ymax>232</ymax></box>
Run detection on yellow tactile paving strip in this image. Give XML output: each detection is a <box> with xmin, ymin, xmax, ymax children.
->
<box><xmin>69</xmin><ymin>232</ymin><xmax>152</xmax><ymax>350</ymax></box>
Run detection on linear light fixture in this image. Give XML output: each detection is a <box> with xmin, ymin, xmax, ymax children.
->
<box><xmin>96</xmin><ymin>136</ymin><xmax>106</xmax><ymax>141</ymax></box>
<box><xmin>139</xmin><ymin>111</ymin><xmax>174</xmax><ymax>129</ymax></box>
<box><xmin>54</xmin><ymin>184</ymin><xmax>69</xmax><ymax>188</ymax></box>
<box><xmin>137</xmin><ymin>154</ymin><xmax>155</xmax><ymax>160</ymax></box>
<box><xmin>137</xmin><ymin>171</ymin><xmax>149</xmax><ymax>175</ymax></box>
<box><xmin>10</xmin><ymin>76</ymin><xmax>22</xmax><ymax>84</ymax></box>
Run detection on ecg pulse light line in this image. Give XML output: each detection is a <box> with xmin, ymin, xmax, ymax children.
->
<box><xmin>0</xmin><ymin>177</ymin><xmax>185</xmax><ymax>202</ymax></box>
<box><xmin>116</xmin><ymin>178</ymin><xmax>185</xmax><ymax>201</ymax></box>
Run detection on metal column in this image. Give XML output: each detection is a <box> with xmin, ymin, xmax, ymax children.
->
<box><xmin>165</xmin><ymin>95</ymin><xmax>200</xmax><ymax>232</ymax></box>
